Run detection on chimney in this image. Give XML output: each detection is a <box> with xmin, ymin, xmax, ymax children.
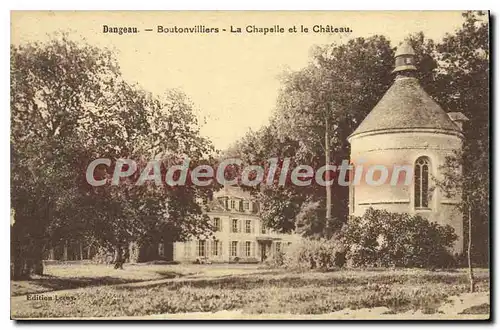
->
<box><xmin>393</xmin><ymin>41</ymin><xmax>417</xmax><ymax>75</ymax></box>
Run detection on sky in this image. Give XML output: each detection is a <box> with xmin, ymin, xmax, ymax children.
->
<box><xmin>11</xmin><ymin>11</ymin><xmax>469</xmax><ymax>150</ymax></box>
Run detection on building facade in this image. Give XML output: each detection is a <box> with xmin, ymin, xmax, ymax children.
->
<box><xmin>173</xmin><ymin>187</ymin><xmax>299</xmax><ymax>263</ymax></box>
<box><xmin>348</xmin><ymin>42</ymin><xmax>468</xmax><ymax>253</ymax></box>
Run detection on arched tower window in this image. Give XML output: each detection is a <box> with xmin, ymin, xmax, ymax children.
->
<box><xmin>414</xmin><ymin>157</ymin><xmax>430</xmax><ymax>208</ymax></box>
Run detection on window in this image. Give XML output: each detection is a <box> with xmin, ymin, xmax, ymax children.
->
<box><xmin>218</xmin><ymin>197</ymin><xmax>228</xmax><ymax>210</ymax></box>
<box><xmin>245</xmin><ymin>241</ymin><xmax>252</xmax><ymax>257</ymax></box>
<box><xmin>243</xmin><ymin>201</ymin><xmax>249</xmax><ymax>210</ymax></box>
<box><xmin>414</xmin><ymin>157</ymin><xmax>430</xmax><ymax>208</ymax></box>
<box><xmin>212</xmin><ymin>240</ymin><xmax>220</xmax><ymax>256</ymax></box>
<box><xmin>276</xmin><ymin>242</ymin><xmax>282</xmax><ymax>253</ymax></box>
<box><xmin>230</xmin><ymin>200</ymin><xmax>236</xmax><ymax>209</ymax></box>
<box><xmin>231</xmin><ymin>241</ymin><xmax>238</xmax><ymax>257</ymax></box>
<box><xmin>232</xmin><ymin>219</ymin><xmax>239</xmax><ymax>233</ymax></box>
<box><xmin>197</xmin><ymin>240</ymin><xmax>206</xmax><ymax>257</ymax></box>
<box><xmin>213</xmin><ymin>217</ymin><xmax>221</xmax><ymax>232</ymax></box>
<box><xmin>261</xmin><ymin>225</ymin><xmax>266</xmax><ymax>234</ymax></box>
<box><xmin>231</xmin><ymin>219</ymin><xmax>238</xmax><ymax>233</ymax></box>
<box><xmin>245</xmin><ymin>220</ymin><xmax>252</xmax><ymax>233</ymax></box>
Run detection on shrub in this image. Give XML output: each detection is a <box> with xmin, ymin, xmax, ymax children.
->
<box><xmin>282</xmin><ymin>238</ymin><xmax>346</xmax><ymax>270</ymax></box>
<box><xmin>265</xmin><ymin>250</ymin><xmax>285</xmax><ymax>268</ymax></box>
<box><xmin>342</xmin><ymin>208</ymin><xmax>458</xmax><ymax>268</ymax></box>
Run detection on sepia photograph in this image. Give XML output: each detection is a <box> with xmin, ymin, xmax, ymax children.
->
<box><xmin>9</xmin><ymin>10</ymin><xmax>490</xmax><ymax>320</ymax></box>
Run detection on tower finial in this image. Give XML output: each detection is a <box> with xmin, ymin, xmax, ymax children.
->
<box><xmin>392</xmin><ymin>40</ymin><xmax>417</xmax><ymax>74</ymax></box>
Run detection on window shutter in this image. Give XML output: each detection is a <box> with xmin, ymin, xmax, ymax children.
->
<box><xmin>219</xmin><ymin>241</ymin><xmax>222</xmax><ymax>256</ymax></box>
<box><xmin>228</xmin><ymin>241</ymin><xmax>232</xmax><ymax>257</ymax></box>
<box><xmin>207</xmin><ymin>240</ymin><xmax>211</xmax><ymax>257</ymax></box>
<box><xmin>252</xmin><ymin>220</ymin><xmax>255</xmax><ymax>233</ymax></box>
<box><xmin>252</xmin><ymin>242</ymin><xmax>255</xmax><ymax>257</ymax></box>
<box><xmin>238</xmin><ymin>219</ymin><xmax>242</xmax><ymax>233</ymax></box>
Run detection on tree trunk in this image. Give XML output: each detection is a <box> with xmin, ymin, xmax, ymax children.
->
<box><xmin>63</xmin><ymin>240</ymin><xmax>68</xmax><ymax>261</ymax></box>
<box><xmin>324</xmin><ymin>117</ymin><xmax>332</xmax><ymax>237</ymax></box>
<box><xmin>11</xmin><ymin>242</ymin><xmax>44</xmax><ymax>280</ymax></box>
<box><xmin>114</xmin><ymin>244</ymin><xmax>124</xmax><ymax>269</ymax></box>
<box><xmin>468</xmin><ymin>202</ymin><xmax>475</xmax><ymax>293</ymax></box>
<box><xmin>11</xmin><ymin>224</ymin><xmax>44</xmax><ymax>280</ymax></box>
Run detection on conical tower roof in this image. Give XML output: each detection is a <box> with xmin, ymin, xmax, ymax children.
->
<box><xmin>348</xmin><ymin>43</ymin><xmax>461</xmax><ymax>140</ymax></box>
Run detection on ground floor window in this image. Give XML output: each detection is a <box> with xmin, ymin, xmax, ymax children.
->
<box><xmin>231</xmin><ymin>241</ymin><xmax>238</xmax><ymax>257</ymax></box>
<box><xmin>245</xmin><ymin>241</ymin><xmax>252</xmax><ymax>257</ymax></box>
<box><xmin>197</xmin><ymin>240</ymin><xmax>206</xmax><ymax>257</ymax></box>
<box><xmin>212</xmin><ymin>240</ymin><xmax>221</xmax><ymax>256</ymax></box>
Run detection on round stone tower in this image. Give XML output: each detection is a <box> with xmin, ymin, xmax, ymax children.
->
<box><xmin>347</xmin><ymin>41</ymin><xmax>468</xmax><ymax>253</ymax></box>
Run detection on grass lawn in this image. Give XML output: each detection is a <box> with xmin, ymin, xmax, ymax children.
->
<box><xmin>11</xmin><ymin>262</ymin><xmax>270</xmax><ymax>297</ymax></box>
<box><xmin>11</xmin><ymin>263</ymin><xmax>490</xmax><ymax>319</ymax></box>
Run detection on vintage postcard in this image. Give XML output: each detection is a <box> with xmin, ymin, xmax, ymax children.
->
<box><xmin>10</xmin><ymin>11</ymin><xmax>490</xmax><ymax>320</ymax></box>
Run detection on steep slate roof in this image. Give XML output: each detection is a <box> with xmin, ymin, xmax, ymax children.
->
<box><xmin>349</xmin><ymin>77</ymin><xmax>460</xmax><ymax>138</ymax></box>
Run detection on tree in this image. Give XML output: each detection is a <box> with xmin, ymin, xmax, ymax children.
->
<box><xmin>11</xmin><ymin>34</ymin><xmax>121</xmax><ymax>278</ymax></box>
<box><xmin>430</xmin><ymin>11</ymin><xmax>489</xmax><ymax>290</ymax></box>
<box><xmin>11</xmin><ymin>34</ymin><xmax>216</xmax><ymax>277</ymax></box>
<box><xmin>433</xmin><ymin>11</ymin><xmax>489</xmax><ymax>267</ymax></box>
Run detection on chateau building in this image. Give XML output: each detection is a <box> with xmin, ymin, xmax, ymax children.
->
<box><xmin>173</xmin><ymin>186</ymin><xmax>299</xmax><ymax>263</ymax></box>
<box><xmin>348</xmin><ymin>42</ymin><xmax>468</xmax><ymax>253</ymax></box>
